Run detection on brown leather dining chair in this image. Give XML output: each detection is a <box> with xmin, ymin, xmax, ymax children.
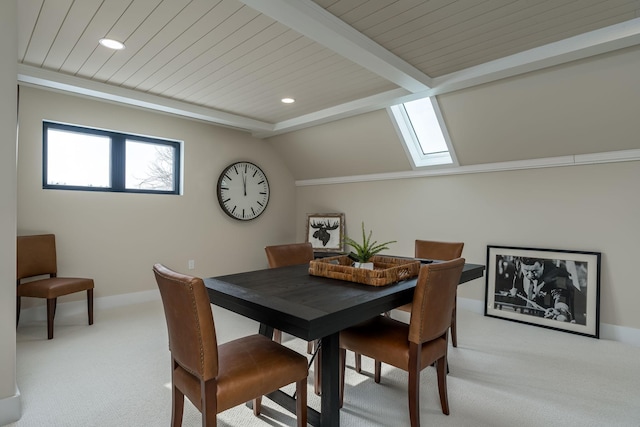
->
<box><xmin>16</xmin><ymin>234</ymin><xmax>94</xmax><ymax>339</ymax></box>
<box><xmin>264</xmin><ymin>242</ymin><xmax>322</xmax><ymax>394</ymax></box>
<box><xmin>339</xmin><ymin>258</ymin><xmax>465</xmax><ymax>427</ymax></box>
<box><xmin>264</xmin><ymin>242</ymin><xmax>315</xmax><ymax>345</ymax></box>
<box><xmin>153</xmin><ymin>264</ymin><xmax>308</xmax><ymax>427</ymax></box>
<box><xmin>405</xmin><ymin>240</ymin><xmax>465</xmax><ymax>346</ymax></box>
<box><xmin>354</xmin><ymin>239</ymin><xmax>465</xmax><ymax>374</ymax></box>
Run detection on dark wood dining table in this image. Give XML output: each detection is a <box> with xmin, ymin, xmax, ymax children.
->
<box><xmin>204</xmin><ymin>260</ymin><xmax>485</xmax><ymax>427</ymax></box>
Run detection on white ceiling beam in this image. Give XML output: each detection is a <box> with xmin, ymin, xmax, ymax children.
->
<box><xmin>253</xmin><ymin>88</ymin><xmax>411</xmax><ymax>138</ymax></box>
<box><xmin>17</xmin><ymin>64</ymin><xmax>274</xmax><ymax>133</ymax></box>
<box><xmin>239</xmin><ymin>0</ymin><xmax>432</xmax><ymax>93</ymax></box>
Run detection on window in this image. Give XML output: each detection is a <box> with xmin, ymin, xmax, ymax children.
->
<box><xmin>43</xmin><ymin>121</ymin><xmax>181</xmax><ymax>194</ymax></box>
<box><xmin>388</xmin><ymin>96</ymin><xmax>456</xmax><ymax>168</ymax></box>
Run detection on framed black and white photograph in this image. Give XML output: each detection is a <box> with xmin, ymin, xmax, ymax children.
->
<box><xmin>485</xmin><ymin>245</ymin><xmax>601</xmax><ymax>338</ymax></box>
<box><xmin>306</xmin><ymin>213</ymin><xmax>345</xmax><ymax>252</ymax></box>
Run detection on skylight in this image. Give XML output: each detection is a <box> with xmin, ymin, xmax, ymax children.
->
<box><xmin>388</xmin><ymin>97</ymin><xmax>456</xmax><ymax>168</ymax></box>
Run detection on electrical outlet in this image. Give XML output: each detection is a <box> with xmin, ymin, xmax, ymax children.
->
<box><xmin>188</xmin><ymin>260</ymin><xmax>195</xmax><ymax>270</ymax></box>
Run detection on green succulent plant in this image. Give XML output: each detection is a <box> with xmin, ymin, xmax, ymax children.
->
<box><xmin>343</xmin><ymin>222</ymin><xmax>396</xmax><ymax>263</ymax></box>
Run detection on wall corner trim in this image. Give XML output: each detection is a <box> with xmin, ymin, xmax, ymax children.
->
<box><xmin>0</xmin><ymin>387</ymin><xmax>22</xmax><ymax>425</ymax></box>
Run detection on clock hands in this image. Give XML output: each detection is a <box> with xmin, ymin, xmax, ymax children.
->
<box><xmin>242</xmin><ymin>173</ymin><xmax>247</xmax><ymax>196</ymax></box>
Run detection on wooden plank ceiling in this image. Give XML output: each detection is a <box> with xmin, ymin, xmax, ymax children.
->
<box><xmin>17</xmin><ymin>0</ymin><xmax>640</xmax><ymax>135</ymax></box>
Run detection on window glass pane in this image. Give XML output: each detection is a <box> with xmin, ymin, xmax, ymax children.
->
<box><xmin>403</xmin><ymin>98</ymin><xmax>448</xmax><ymax>154</ymax></box>
<box><xmin>125</xmin><ymin>140</ymin><xmax>175</xmax><ymax>191</ymax></box>
<box><xmin>46</xmin><ymin>129</ymin><xmax>110</xmax><ymax>187</ymax></box>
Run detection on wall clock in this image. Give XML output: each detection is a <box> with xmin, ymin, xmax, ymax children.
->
<box><xmin>217</xmin><ymin>161</ymin><xmax>270</xmax><ymax>221</ymax></box>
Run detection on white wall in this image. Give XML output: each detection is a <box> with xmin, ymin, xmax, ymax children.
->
<box><xmin>440</xmin><ymin>46</ymin><xmax>640</xmax><ymax>165</ymax></box>
<box><xmin>295</xmin><ymin>161</ymin><xmax>640</xmax><ymax>332</ymax></box>
<box><xmin>17</xmin><ymin>86</ymin><xmax>297</xmax><ymax>307</ymax></box>
<box><xmin>0</xmin><ymin>1</ymin><xmax>20</xmax><ymax>424</ymax></box>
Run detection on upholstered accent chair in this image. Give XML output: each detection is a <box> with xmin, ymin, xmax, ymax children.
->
<box><xmin>153</xmin><ymin>263</ymin><xmax>308</xmax><ymax>427</ymax></box>
<box><xmin>16</xmin><ymin>234</ymin><xmax>94</xmax><ymax>339</ymax></box>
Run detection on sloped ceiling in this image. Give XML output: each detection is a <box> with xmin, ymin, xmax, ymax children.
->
<box><xmin>268</xmin><ymin>44</ymin><xmax>640</xmax><ymax>181</ymax></box>
<box><xmin>17</xmin><ymin>0</ymin><xmax>640</xmax><ymax>180</ymax></box>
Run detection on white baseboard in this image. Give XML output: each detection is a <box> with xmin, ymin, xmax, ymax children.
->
<box><xmin>18</xmin><ymin>292</ymin><xmax>640</xmax><ymax>348</ymax></box>
<box><xmin>0</xmin><ymin>387</ymin><xmax>21</xmax><ymax>426</ymax></box>
<box><xmin>456</xmin><ymin>296</ymin><xmax>485</xmax><ymax>314</ymax></box>
<box><xmin>17</xmin><ymin>289</ymin><xmax>160</xmax><ymax>324</ymax></box>
<box><xmin>457</xmin><ymin>297</ymin><xmax>640</xmax><ymax>348</ymax></box>
<box><xmin>599</xmin><ymin>323</ymin><xmax>640</xmax><ymax>347</ymax></box>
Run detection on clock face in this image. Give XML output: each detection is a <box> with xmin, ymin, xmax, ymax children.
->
<box><xmin>217</xmin><ymin>162</ymin><xmax>270</xmax><ymax>221</ymax></box>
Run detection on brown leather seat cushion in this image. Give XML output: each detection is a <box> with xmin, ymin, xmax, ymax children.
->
<box><xmin>17</xmin><ymin>277</ymin><xmax>94</xmax><ymax>299</ymax></box>
<box><xmin>340</xmin><ymin>316</ymin><xmax>447</xmax><ymax>371</ymax></box>
<box><xmin>173</xmin><ymin>334</ymin><xmax>308</xmax><ymax>413</ymax></box>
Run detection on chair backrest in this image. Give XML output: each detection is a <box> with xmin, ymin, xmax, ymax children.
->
<box><xmin>17</xmin><ymin>234</ymin><xmax>58</xmax><ymax>280</ymax></box>
<box><xmin>265</xmin><ymin>242</ymin><xmax>314</xmax><ymax>268</ymax></box>
<box><xmin>408</xmin><ymin>258</ymin><xmax>465</xmax><ymax>345</ymax></box>
<box><xmin>153</xmin><ymin>264</ymin><xmax>218</xmax><ymax>381</ymax></box>
<box><xmin>414</xmin><ymin>240</ymin><xmax>464</xmax><ymax>261</ymax></box>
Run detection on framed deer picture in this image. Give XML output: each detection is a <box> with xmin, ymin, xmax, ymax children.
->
<box><xmin>306</xmin><ymin>213</ymin><xmax>345</xmax><ymax>252</ymax></box>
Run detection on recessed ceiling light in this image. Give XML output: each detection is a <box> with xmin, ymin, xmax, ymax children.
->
<box><xmin>99</xmin><ymin>38</ymin><xmax>125</xmax><ymax>50</ymax></box>
<box><xmin>281</xmin><ymin>98</ymin><xmax>295</xmax><ymax>104</ymax></box>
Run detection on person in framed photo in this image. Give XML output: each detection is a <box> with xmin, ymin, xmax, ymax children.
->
<box><xmin>498</xmin><ymin>257</ymin><xmax>576</xmax><ymax>323</ymax></box>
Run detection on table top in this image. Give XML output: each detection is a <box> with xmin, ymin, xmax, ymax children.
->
<box><xmin>204</xmin><ymin>261</ymin><xmax>485</xmax><ymax>342</ymax></box>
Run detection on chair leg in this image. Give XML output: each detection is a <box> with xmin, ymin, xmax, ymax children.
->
<box><xmin>355</xmin><ymin>353</ymin><xmax>361</xmax><ymax>373</ymax></box>
<box><xmin>202</xmin><ymin>379</ymin><xmax>217</xmax><ymax>427</ymax></box>
<box><xmin>296</xmin><ymin>378</ymin><xmax>307</xmax><ymax>427</ymax></box>
<box><xmin>436</xmin><ymin>356</ymin><xmax>450</xmax><ymax>415</ymax></box>
<box><xmin>253</xmin><ymin>397</ymin><xmax>261</xmax><ymax>416</ymax></box>
<box><xmin>408</xmin><ymin>342</ymin><xmax>421</xmax><ymax>427</ymax></box>
<box><xmin>172</xmin><ymin>385</ymin><xmax>185</xmax><ymax>427</ymax></box>
<box><xmin>339</xmin><ymin>348</ymin><xmax>346</xmax><ymax>408</ymax></box>
<box><xmin>408</xmin><ymin>370</ymin><xmax>420</xmax><ymax>427</ymax></box>
<box><xmin>314</xmin><ymin>346</ymin><xmax>322</xmax><ymax>396</ymax></box>
<box><xmin>451</xmin><ymin>299</ymin><xmax>457</xmax><ymax>347</ymax></box>
<box><xmin>87</xmin><ymin>289</ymin><xmax>94</xmax><ymax>325</ymax></box>
<box><xmin>46</xmin><ymin>298</ymin><xmax>57</xmax><ymax>339</ymax></box>
<box><xmin>374</xmin><ymin>360</ymin><xmax>381</xmax><ymax>383</ymax></box>
<box><xmin>171</xmin><ymin>361</ymin><xmax>185</xmax><ymax>427</ymax></box>
<box><xmin>16</xmin><ymin>296</ymin><xmax>21</xmax><ymax>327</ymax></box>
<box><xmin>273</xmin><ymin>329</ymin><xmax>282</xmax><ymax>343</ymax></box>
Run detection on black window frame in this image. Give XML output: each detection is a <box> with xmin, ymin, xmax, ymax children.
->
<box><xmin>43</xmin><ymin>121</ymin><xmax>181</xmax><ymax>195</ymax></box>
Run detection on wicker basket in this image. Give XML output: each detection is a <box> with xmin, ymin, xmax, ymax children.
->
<box><xmin>308</xmin><ymin>255</ymin><xmax>420</xmax><ymax>286</ymax></box>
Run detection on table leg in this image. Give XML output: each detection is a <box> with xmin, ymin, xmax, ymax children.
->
<box><xmin>320</xmin><ymin>332</ymin><xmax>340</xmax><ymax>426</ymax></box>
<box><xmin>258</xmin><ymin>323</ymin><xmax>274</xmax><ymax>339</ymax></box>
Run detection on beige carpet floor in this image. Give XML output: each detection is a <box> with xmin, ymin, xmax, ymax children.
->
<box><xmin>9</xmin><ymin>299</ymin><xmax>640</xmax><ymax>426</ymax></box>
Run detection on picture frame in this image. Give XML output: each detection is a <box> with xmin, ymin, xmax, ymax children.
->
<box><xmin>485</xmin><ymin>245</ymin><xmax>601</xmax><ymax>338</ymax></box>
<box><xmin>305</xmin><ymin>213</ymin><xmax>345</xmax><ymax>252</ymax></box>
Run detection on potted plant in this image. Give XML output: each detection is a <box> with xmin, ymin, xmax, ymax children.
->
<box><xmin>343</xmin><ymin>222</ymin><xmax>396</xmax><ymax>269</ymax></box>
